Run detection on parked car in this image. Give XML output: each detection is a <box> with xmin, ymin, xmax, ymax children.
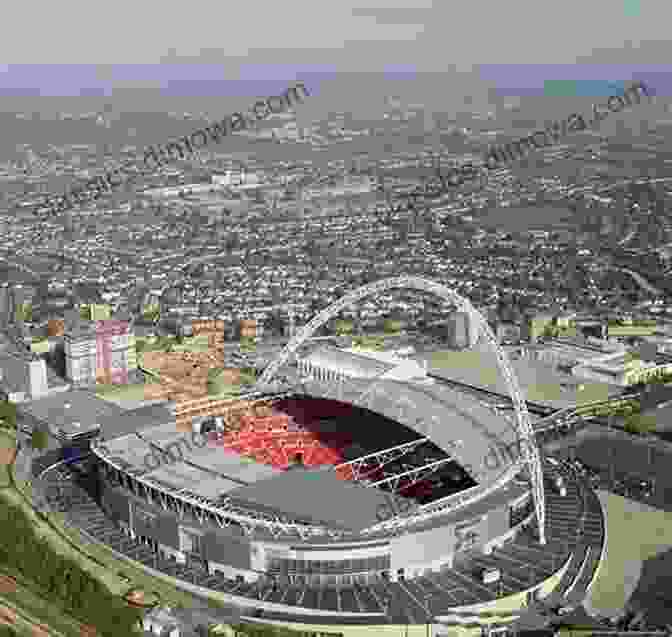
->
<box><xmin>481</xmin><ymin>568</ymin><xmax>501</xmax><ymax>584</ymax></box>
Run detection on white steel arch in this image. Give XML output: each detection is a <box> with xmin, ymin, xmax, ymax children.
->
<box><xmin>256</xmin><ymin>276</ymin><xmax>547</xmax><ymax>544</ymax></box>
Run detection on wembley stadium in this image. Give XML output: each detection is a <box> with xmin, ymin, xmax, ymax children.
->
<box><xmin>38</xmin><ymin>277</ymin><xmax>606</xmax><ymax>628</ymax></box>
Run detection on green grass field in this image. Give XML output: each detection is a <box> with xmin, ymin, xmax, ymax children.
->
<box><xmin>429</xmin><ymin>350</ymin><xmax>501</xmax><ymax>385</ymax></box>
<box><xmin>428</xmin><ymin>350</ymin><xmax>612</xmax><ymax>408</ymax></box>
<box><xmin>33</xmin><ymin>503</ymin><xmax>203</xmax><ymax>609</ymax></box>
<box><xmin>95</xmin><ymin>383</ymin><xmax>155</xmax><ymax>402</ymax></box>
<box><xmin>0</xmin><ymin>565</ymin><xmax>88</xmax><ymax>637</ymax></box>
<box><xmin>585</xmin><ymin>491</ymin><xmax>672</xmax><ymax>617</ymax></box>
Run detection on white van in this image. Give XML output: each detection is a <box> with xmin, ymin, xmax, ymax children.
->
<box><xmin>482</xmin><ymin>568</ymin><xmax>501</xmax><ymax>584</ymax></box>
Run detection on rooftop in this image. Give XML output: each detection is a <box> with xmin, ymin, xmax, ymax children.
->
<box><xmin>304</xmin><ymin>346</ymin><xmax>395</xmax><ymax>379</ymax></box>
<box><xmin>227</xmin><ymin>466</ymin><xmax>413</xmax><ymax>532</ymax></box>
<box><xmin>97</xmin><ymin>420</ymin><xmax>285</xmax><ymax>497</ymax></box>
<box><xmin>19</xmin><ymin>389</ymin><xmax>124</xmax><ymax>438</ymax></box>
<box><xmin>98</xmin><ymin>402</ymin><xmax>176</xmax><ymax>440</ymax></box>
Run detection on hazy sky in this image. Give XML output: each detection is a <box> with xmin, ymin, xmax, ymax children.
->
<box><xmin>3</xmin><ymin>0</ymin><xmax>668</xmax><ymax>70</ymax></box>
<box><xmin>0</xmin><ymin>0</ymin><xmax>669</xmax><ymax>125</ymax></box>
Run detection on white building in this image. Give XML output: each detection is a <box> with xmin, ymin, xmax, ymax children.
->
<box><xmin>64</xmin><ymin>322</ymin><xmax>97</xmax><ymax>386</ymax></box>
<box><xmin>572</xmin><ymin>351</ymin><xmax>672</xmax><ymax>387</ymax></box>
<box><xmin>0</xmin><ymin>352</ymin><xmax>49</xmax><ymax>402</ymax></box>
<box><xmin>212</xmin><ymin>171</ymin><xmax>260</xmax><ymax>188</ymax></box>
<box><xmin>27</xmin><ymin>359</ymin><xmax>48</xmax><ymax>399</ymax></box>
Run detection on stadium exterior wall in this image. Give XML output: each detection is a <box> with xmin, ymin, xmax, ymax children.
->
<box><xmin>99</xmin><ymin>480</ymin><xmax>534</xmax><ymax>585</ymax></box>
<box><xmin>388</xmin><ymin>507</ymin><xmax>509</xmax><ymax>576</ymax></box>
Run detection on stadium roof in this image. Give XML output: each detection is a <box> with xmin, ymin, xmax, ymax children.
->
<box><xmin>91</xmin><ymin>383</ymin><xmax>530</xmax><ymax>536</ymax></box>
<box><xmin>19</xmin><ymin>389</ymin><xmax>124</xmax><ymax>438</ymax></box>
<box><xmin>98</xmin><ymin>422</ymin><xmax>284</xmax><ymax>498</ymax></box>
<box><xmin>226</xmin><ymin>467</ymin><xmax>414</xmax><ymax>532</ymax></box>
<box><xmin>362</xmin><ymin>378</ymin><xmax>519</xmax><ymax>482</ymax></box>
<box><xmin>99</xmin><ymin>403</ymin><xmax>176</xmax><ymax>440</ymax></box>
<box><xmin>291</xmin><ymin>370</ymin><xmax>520</xmax><ymax>486</ymax></box>
<box><xmin>96</xmin><ymin>422</ymin><xmax>412</xmax><ymax>531</ymax></box>
<box><xmin>303</xmin><ymin>346</ymin><xmax>395</xmax><ymax>379</ymax></box>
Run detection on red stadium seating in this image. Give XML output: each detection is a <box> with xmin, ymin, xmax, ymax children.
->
<box><xmin>212</xmin><ymin>406</ymin><xmax>354</xmax><ymax>471</ymax></box>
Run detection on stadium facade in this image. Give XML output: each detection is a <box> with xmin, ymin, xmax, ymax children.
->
<box><xmin>74</xmin><ymin>277</ymin><xmax>590</xmax><ymax>622</ymax></box>
<box><xmin>93</xmin><ymin>389</ymin><xmax>535</xmax><ymax>586</ymax></box>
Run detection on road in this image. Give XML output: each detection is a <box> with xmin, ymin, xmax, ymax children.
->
<box><xmin>617</xmin><ymin>267</ymin><xmax>664</xmax><ymax>296</ymax></box>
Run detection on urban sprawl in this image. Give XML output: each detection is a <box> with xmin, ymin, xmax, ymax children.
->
<box><xmin>1</xmin><ymin>74</ymin><xmax>672</xmax><ymax>637</ymax></box>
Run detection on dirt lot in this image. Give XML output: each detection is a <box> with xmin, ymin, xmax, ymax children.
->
<box><xmin>0</xmin><ymin>443</ymin><xmax>15</xmax><ymax>466</ymax></box>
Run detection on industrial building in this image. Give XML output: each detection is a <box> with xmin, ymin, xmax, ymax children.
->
<box><xmin>17</xmin><ymin>388</ymin><xmax>124</xmax><ymax>443</ymax></box>
<box><xmin>572</xmin><ymin>351</ymin><xmax>672</xmax><ymax>387</ymax></box>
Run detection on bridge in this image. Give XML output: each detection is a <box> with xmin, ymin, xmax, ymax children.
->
<box><xmin>532</xmin><ymin>394</ymin><xmax>639</xmax><ymax>435</ymax></box>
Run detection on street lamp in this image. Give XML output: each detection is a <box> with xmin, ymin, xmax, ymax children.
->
<box><xmin>424</xmin><ymin>593</ymin><xmax>434</xmax><ymax>637</ymax></box>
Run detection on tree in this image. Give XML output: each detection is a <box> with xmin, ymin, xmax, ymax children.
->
<box><xmin>0</xmin><ymin>402</ymin><xmax>16</xmax><ymax>429</ymax></box>
<box><xmin>240</xmin><ymin>336</ymin><xmax>256</xmax><ymax>353</ymax></box>
<box><xmin>31</xmin><ymin>428</ymin><xmax>49</xmax><ymax>452</ymax></box>
<box><xmin>623</xmin><ymin>413</ymin><xmax>657</xmax><ymax>436</ymax></box>
<box><xmin>383</xmin><ymin>318</ymin><xmax>403</xmax><ymax>334</ymax></box>
<box><xmin>334</xmin><ymin>319</ymin><xmax>354</xmax><ymax>336</ymax></box>
<box><xmin>542</xmin><ymin>324</ymin><xmax>559</xmax><ymax>339</ymax></box>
